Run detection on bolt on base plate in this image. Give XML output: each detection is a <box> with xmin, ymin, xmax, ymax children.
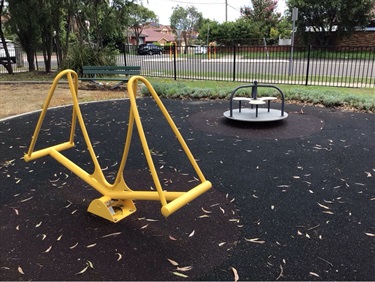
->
<box><xmin>87</xmin><ymin>196</ymin><xmax>136</xmax><ymax>223</ymax></box>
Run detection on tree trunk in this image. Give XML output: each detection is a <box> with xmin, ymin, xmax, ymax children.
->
<box><xmin>26</xmin><ymin>50</ymin><xmax>36</xmax><ymax>71</ymax></box>
<box><xmin>41</xmin><ymin>28</ymin><xmax>53</xmax><ymax>73</ymax></box>
<box><xmin>0</xmin><ymin>0</ymin><xmax>14</xmax><ymax>74</ymax></box>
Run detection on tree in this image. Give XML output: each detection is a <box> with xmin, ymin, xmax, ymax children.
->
<box><xmin>0</xmin><ymin>0</ymin><xmax>13</xmax><ymax>74</ymax></box>
<box><xmin>241</xmin><ymin>0</ymin><xmax>281</xmax><ymax>38</ymax></box>
<box><xmin>170</xmin><ymin>5</ymin><xmax>203</xmax><ymax>53</ymax></box>
<box><xmin>198</xmin><ymin>20</ymin><xmax>219</xmax><ymax>45</ymax></box>
<box><xmin>4</xmin><ymin>0</ymin><xmax>148</xmax><ymax>72</ymax></box>
<box><xmin>198</xmin><ymin>18</ymin><xmax>265</xmax><ymax>45</ymax></box>
<box><xmin>7</xmin><ymin>0</ymin><xmax>42</xmax><ymax>71</ymax></box>
<box><xmin>127</xmin><ymin>3</ymin><xmax>157</xmax><ymax>45</ymax></box>
<box><xmin>287</xmin><ymin>0</ymin><xmax>375</xmax><ymax>46</ymax></box>
<box><xmin>37</xmin><ymin>0</ymin><xmax>56</xmax><ymax>72</ymax></box>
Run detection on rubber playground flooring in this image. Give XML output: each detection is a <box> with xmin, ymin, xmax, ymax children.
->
<box><xmin>0</xmin><ymin>98</ymin><xmax>374</xmax><ymax>281</ymax></box>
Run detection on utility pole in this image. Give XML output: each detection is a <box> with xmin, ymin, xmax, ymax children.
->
<box><xmin>207</xmin><ymin>25</ymin><xmax>210</xmax><ymax>46</ymax></box>
<box><xmin>225</xmin><ymin>0</ymin><xmax>228</xmax><ymax>22</ymax></box>
<box><xmin>288</xmin><ymin>7</ymin><xmax>298</xmax><ymax>76</ymax></box>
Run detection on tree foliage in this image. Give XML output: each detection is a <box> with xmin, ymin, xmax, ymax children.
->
<box><xmin>198</xmin><ymin>18</ymin><xmax>279</xmax><ymax>45</ymax></box>
<box><xmin>127</xmin><ymin>3</ymin><xmax>157</xmax><ymax>45</ymax></box>
<box><xmin>4</xmin><ymin>0</ymin><xmax>138</xmax><ymax>72</ymax></box>
<box><xmin>198</xmin><ymin>0</ymin><xmax>287</xmax><ymax>45</ymax></box>
<box><xmin>241</xmin><ymin>0</ymin><xmax>281</xmax><ymax>38</ymax></box>
<box><xmin>170</xmin><ymin>5</ymin><xmax>203</xmax><ymax>52</ymax></box>
<box><xmin>287</xmin><ymin>0</ymin><xmax>375</xmax><ymax>46</ymax></box>
<box><xmin>7</xmin><ymin>0</ymin><xmax>41</xmax><ymax>71</ymax></box>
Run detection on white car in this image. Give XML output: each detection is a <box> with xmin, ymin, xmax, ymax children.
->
<box><xmin>194</xmin><ymin>46</ymin><xmax>207</xmax><ymax>54</ymax></box>
<box><xmin>0</xmin><ymin>40</ymin><xmax>16</xmax><ymax>63</ymax></box>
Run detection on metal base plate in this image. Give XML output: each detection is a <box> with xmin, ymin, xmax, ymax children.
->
<box><xmin>223</xmin><ymin>108</ymin><xmax>288</xmax><ymax>122</ymax></box>
<box><xmin>87</xmin><ymin>196</ymin><xmax>136</xmax><ymax>223</ymax></box>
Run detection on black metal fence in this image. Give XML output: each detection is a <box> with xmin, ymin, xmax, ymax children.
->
<box><xmin>1</xmin><ymin>45</ymin><xmax>374</xmax><ymax>88</ymax></box>
<box><xmin>121</xmin><ymin>45</ymin><xmax>374</xmax><ymax>88</ymax></box>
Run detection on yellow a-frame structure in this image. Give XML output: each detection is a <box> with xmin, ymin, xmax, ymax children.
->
<box><xmin>24</xmin><ymin>69</ymin><xmax>212</xmax><ymax>223</ymax></box>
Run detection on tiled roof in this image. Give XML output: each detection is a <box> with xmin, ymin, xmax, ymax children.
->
<box><xmin>143</xmin><ymin>28</ymin><xmax>175</xmax><ymax>42</ymax></box>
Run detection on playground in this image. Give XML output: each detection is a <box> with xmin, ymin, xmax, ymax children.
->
<box><xmin>0</xmin><ymin>74</ymin><xmax>374</xmax><ymax>280</ymax></box>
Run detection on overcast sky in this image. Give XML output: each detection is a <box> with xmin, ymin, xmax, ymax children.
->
<box><xmin>142</xmin><ymin>0</ymin><xmax>287</xmax><ymax>25</ymax></box>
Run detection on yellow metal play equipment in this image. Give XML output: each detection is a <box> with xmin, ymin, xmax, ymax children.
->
<box><xmin>24</xmin><ymin>69</ymin><xmax>212</xmax><ymax>223</ymax></box>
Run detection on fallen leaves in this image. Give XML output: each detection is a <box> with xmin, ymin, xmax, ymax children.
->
<box><xmin>276</xmin><ymin>264</ymin><xmax>284</xmax><ymax>280</ymax></box>
<box><xmin>12</xmin><ymin>207</ymin><xmax>19</xmax><ymax>215</ymax></box>
<box><xmin>244</xmin><ymin>237</ymin><xmax>265</xmax><ymax>244</ymax></box>
<box><xmin>177</xmin><ymin>266</ymin><xmax>193</xmax><ymax>272</ymax></box>
<box><xmin>19</xmin><ymin>196</ymin><xmax>33</xmax><ymax>203</ymax></box>
<box><xmin>168</xmin><ymin>258</ymin><xmax>179</xmax><ymax>266</ymax></box>
<box><xmin>140</xmin><ymin>224</ymin><xmax>149</xmax><ymax>230</ymax></box>
<box><xmin>309</xmin><ymin>271</ymin><xmax>321</xmax><ymax>278</ymax></box>
<box><xmin>172</xmin><ymin>271</ymin><xmax>189</xmax><ymax>278</ymax></box>
<box><xmin>86</xmin><ymin>243</ymin><xmax>97</xmax><ymax>248</ymax></box>
<box><xmin>167</xmin><ymin>258</ymin><xmax>192</xmax><ymax>279</ymax></box>
<box><xmin>317</xmin><ymin>202</ymin><xmax>334</xmax><ymax>215</ymax></box>
<box><xmin>37</xmin><ymin>234</ymin><xmax>47</xmax><ymax>240</ymax></box>
<box><xmin>76</xmin><ymin>261</ymin><xmax>94</xmax><ymax>275</ymax></box>
<box><xmin>101</xmin><ymin>232</ymin><xmax>121</xmax><ymax>238</ymax></box>
<box><xmin>169</xmin><ymin>235</ymin><xmax>177</xmax><ymax>241</ymax></box>
<box><xmin>17</xmin><ymin>266</ymin><xmax>24</xmax><ymax>275</ymax></box>
<box><xmin>201</xmin><ymin>207</ymin><xmax>212</xmax><ymax>213</ymax></box>
<box><xmin>69</xmin><ymin>242</ymin><xmax>79</xmax><ymax>249</ymax></box>
<box><xmin>231</xmin><ymin>267</ymin><xmax>239</xmax><ymax>282</ymax></box>
<box><xmin>115</xmin><ymin>253</ymin><xmax>123</xmax><ymax>261</ymax></box>
<box><xmin>317</xmin><ymin>202</ymin><xmax>330</xmax><ymax>210</ymax></box>
<box><xmin>76</xmin><ymin>265</ymin><xmax>89</xmax><ymax>275</ymax></box>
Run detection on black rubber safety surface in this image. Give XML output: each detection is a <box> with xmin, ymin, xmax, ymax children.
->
<box><xmin>1</xmin><ymin>98</ymin><xmax>374</xmax><ymax>281</ymax></box>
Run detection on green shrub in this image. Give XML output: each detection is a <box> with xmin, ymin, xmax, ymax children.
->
<box><xmin>60</xmin><ymin>41</ymin><xmax>117</xmax><ymax>75</ymax></box>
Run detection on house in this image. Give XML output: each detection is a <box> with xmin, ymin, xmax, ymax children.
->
<box><xmin>127</xmin><ymin>23</ymin><xmax>177</xmax><ymax>46</ymax></box>
<box><xmin>302</xmin><ymin>5</ymin><xmax>375</xmax><ymax>46</ymax></box>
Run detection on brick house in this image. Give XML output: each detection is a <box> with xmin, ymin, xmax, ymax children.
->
<box><xmin>127</xmin><ymin>23</ymin><xmax>177</xmax><ymax>45</ymax></box>
<box><xmin>303</xmin><ymin>6</ymin><xmax>375</xmax><ymax>46</ymax></box>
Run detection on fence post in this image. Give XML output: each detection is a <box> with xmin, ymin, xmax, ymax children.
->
<box><xmin>305</xmin><ymin>45</ymin><xmax>311</xmax><ymax>86</ymax></box>
<box><xmin>173</xmin><ymin>43</ymin><xmax>177</xmax><ymax>80</ymax></box>
<box><xmin>232</xmin><ymin>45</ymin><xmax>236</xmax><ymax>81</ymax></box>
<box><xmin>123</xmin><ymin>43</ymin><xmax>127</xmax><ymax>66</ymax></box>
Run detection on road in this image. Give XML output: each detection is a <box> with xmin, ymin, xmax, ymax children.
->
<box><xmin>2</xmin><ymin>53</ymin><xmax>373</xmax><ymax>87</ymax></box>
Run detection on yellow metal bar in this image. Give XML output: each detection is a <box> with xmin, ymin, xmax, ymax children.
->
<box><xmin>127</xmin><ymin>76</ymin><xmax>207</xmax><ymax>183</ymax></box>
<box><xmin>50</xmin><ymin>149</ymin><xmax>184</xmax><ymax>202</ymax></box>
<box><xmin>109</xmin><ymin>190</ymin><xmax>185</xmax><ymax>201</ymax></box>
<box><xmin>161</xmin><ymin>180</ymin><xmax>212</xmax><ymax>217</ymax></box>
<box><xmin>127</xmin><ymin>77</ymin><xmax>168</xmax><ymax>206</ymax></box>
<box><xmin>24</xmin><ymin>69</ymin><xmax>111</xmax><ymax>190</ymax></box>
<box><xmin>26</xmin><ymin>70</ymin><xmax>77</xmax><ymax>158</ymax></box>
<box><xmin>24</xmin><ymin>71</ymin><xmax>211</xmax><ymax>222</ymax></box>
<box><xmin>24</xmin><ymin>142</ymin><xmax>74</xmax><ymax>162</ymax></box>
<box><xmin>49</xmin><ymin>149</ymin><xmax>105</xmax><ymax>193</ymax></box>
<box><xmin>65</xmin><ymin>72</ymin><xmax>109</xmax><ymax>187</ymax></box>
<box><xmin>126</xmin><ymin>76</ymin><xmax>212</xmax><ymax>216</ymax></box>
<box><xmin>113</xmin><ymin>105</ymin><xmax>135</xmax><ymax>189</ymax></box>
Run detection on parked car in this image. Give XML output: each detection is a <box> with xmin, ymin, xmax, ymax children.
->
<box><xmin>194</xmin><ymin>46</ymin><xmax>207</xmax><ymax>54</ymax></box>
<box><xmin>137</xmin><ymin>43</ymin><xmax>163</xmax><ymax>55</ymax></box>
<box><xmin>0</xmin><ymin>40</ymin><xmax>16</xmax><ymax>64</ymax></box>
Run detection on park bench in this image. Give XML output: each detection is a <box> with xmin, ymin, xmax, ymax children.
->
<box><xmin>80</xmin><ymin>65</ymin><xmax>141</xmax><ymax>89</ymax></box>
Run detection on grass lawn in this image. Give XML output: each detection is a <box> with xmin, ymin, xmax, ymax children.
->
<box><xmin>1</xmin><ymin>71</ymin><xmax>374</xmax><ymax>113</ymax></box>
